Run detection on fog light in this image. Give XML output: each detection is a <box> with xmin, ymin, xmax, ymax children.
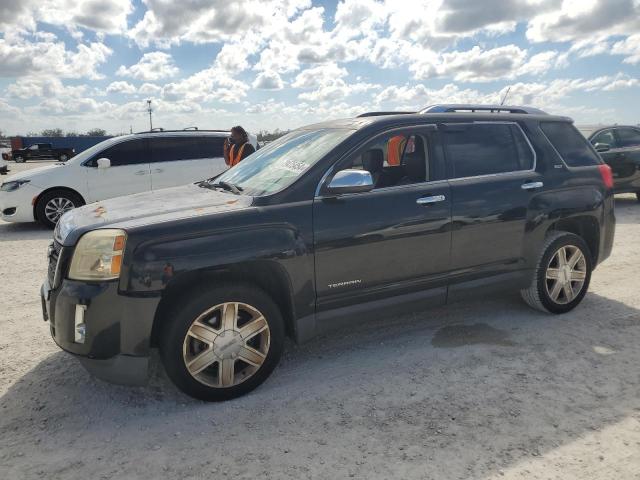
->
<box><xmin>74</xmin><ymin>304</ymin><xmax>87</xmax><ymax>343</ymax></box>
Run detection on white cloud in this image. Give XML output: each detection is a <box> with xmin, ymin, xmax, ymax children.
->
<box><xmin>106</xmin><ymin>81</ymin><xmax>137</xmax><ymax>94</ymax></box>
<box><xmin>526</xmin><ymin>0</ymin><xmax>640</xmax><ymax>43</ymax></box>
<box><xmin>0</xmin><ymin>0</ymin><xmax>133</xmax><ymax>34</ymax></box>
<box><xmin>374</xmin><ymin>73</ymin><xmax>640</xmax><ymax>112</ymax></box>
<box><xmin>291</xmin><ymin>63</ymin><xmax>379</xmax><ymax>101</ymax></box>
<box><xmin>128</xmin><ymin>0</ymin><xmax>312</xmax><ymax>47</ymax></box>
<box><xmin>138</xmin><ymin>83</ymin><xmax>163</xmax><ymax>95</ymax></box>
<box><xmin>612</xmin><ymin>34</ymin><xmax>640</xmax><ymax>64</ymax></box>
<box><xmin>0</xmin><ymin>35</ymin><xmax>111</xmax><ymax>79</ymax></box>
<box><xmin>116</xmin><ymin>51</ymin><xmax>179</xmax><ymax>81</ymax></box>
<box><xmin>6</xmin><ymin>76</ymin><xmax>87</xmax><ymax>99</ymax></box>
<box><xmin>252</xmin><ymin>71</ymin><xmax>285</xmax><ymax>90</ymax></box>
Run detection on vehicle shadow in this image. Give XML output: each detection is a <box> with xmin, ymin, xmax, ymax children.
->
<box><xmin>1</xmin><ymin>291</ymin><xmax>639</xmax><ymax>478</ymax></box>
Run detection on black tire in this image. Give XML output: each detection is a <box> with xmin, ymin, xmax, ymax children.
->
<box><xmin>35</xmin><ymin>189</ymin><xmax>84</xmax><ymax>228</ymax></box>
<box><xmin>14</xmin><ymin>155</ymin><xmax>25</xmax><ymax>163</ymax></box>
<box><xmin>159</xmin><ymin>283</ymin><xmax>285</xmax><ymax>401</ymax></box>
<box><xmin>521</xmin><ymin>232</ymin><xmax>592</xmax><ymax>314</ymax></box>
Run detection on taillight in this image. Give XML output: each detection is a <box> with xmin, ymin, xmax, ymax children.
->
<box><xmin>598</xmin><ymin>164</ymin><xmax>613</xmax><ymax>189</ymax></box>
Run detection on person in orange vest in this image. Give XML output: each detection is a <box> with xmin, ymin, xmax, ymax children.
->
<box><xmin>387</xmin><ymin>134</ymin><xmax>406</xmax><ymax>166</ymax></box>
<box><xmin>224</xmin><ymin>126</ymin><xmax>255</xmax><ymax>167</ymax></box>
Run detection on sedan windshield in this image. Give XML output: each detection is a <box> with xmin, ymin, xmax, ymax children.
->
<box><xmin>212</xmin><ymin>128</ymin><xmax>354</xmax><ymax>196</ymax></box>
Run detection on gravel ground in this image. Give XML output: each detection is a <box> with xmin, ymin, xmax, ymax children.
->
<box><xmin>1</xmin><ymin>161</ymin><xmax>639</xmax><ymax>480</ymax></box>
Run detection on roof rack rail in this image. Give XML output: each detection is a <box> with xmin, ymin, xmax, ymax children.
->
<box><xmin>419</xmin><ymin>104</ymin><xmax>548</xmax><ymax>115</ymax></box>
<box><xmin>357</xmin><ymin>111</ymin><xmax>415</xmax><ymax>117</ymax></box>
<box><xmin>134</xmin><ymin>128</ymin><xmax>231</xmax><ymax>134</ymax></box>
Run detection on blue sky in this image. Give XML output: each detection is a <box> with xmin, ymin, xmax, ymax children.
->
<box><xmin>0</xmin><ymin>0</ymin><xmax>639</xmax><ymax>135</ymax></box>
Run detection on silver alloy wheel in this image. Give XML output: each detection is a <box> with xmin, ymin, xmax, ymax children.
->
<box><xmin>44</xmin><ymin>197</ymin><xmax>75</xmax><ymax>223</ymax></box>
<box><xmin>60</xmin><ymin>154</ymin><xmax>68</xmax><ymax>161</ymax></box>
<box><xmin>545</xmin><ymin>245</ymin><xmax>587</xmax><ymax>304</ymax></box>
<box><xmin>182</xmin><ymin>302</ymin><xmax>270</xmax><ymax>388</ymax></box>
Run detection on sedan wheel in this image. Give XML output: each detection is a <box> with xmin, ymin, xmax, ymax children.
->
<box><xmin>44</xmin><ymin>197</ymin><xmax>75</xmax><ymax>224</ymax></box>
<box><xmin>183</xmin><ymin>302</ymin><xmax>271</xmax><ymax>388</ymax></box>
<box><xmin>544</xmin><ymin>245</ymin><xmax>587</xmax><ymax>304</ymax></box>
<box><xmin>59</xmin><ymin>154</ymin><xmax>68</xmax><ymax>161</ymax></box>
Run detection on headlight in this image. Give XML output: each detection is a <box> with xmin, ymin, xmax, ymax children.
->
<box><xmin>68</xmin><ymin>229</ymin><xmax>127</xmax><ymax>281</ymax></box>
<box><xmin>1</xmin><ymin>180</ymin><xmax>30</xmax><ymax>192</ymax></box>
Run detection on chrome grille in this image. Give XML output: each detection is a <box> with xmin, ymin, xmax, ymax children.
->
<box><xmin>47</xmin><ymin>241</ymin><xmax>62</xmax><ymax>286</ymax></box>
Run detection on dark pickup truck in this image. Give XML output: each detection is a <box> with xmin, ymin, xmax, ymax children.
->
<box><xmin>12</xmin><ymin>143</ymin><xmax>75</xmax><ymax>162</ymax></box>
<box><xmin>42</xmin><ymin>105</ymin><xmax>615</xmax><ymax>401</ymax></box>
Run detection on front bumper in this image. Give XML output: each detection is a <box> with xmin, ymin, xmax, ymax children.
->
<box><xmin>0</xmin><ymin>183</ymin><xmax>42</xmax><ymax>223</ymax></box>
<box><xmin>41</xmin><ymin>276</ymin><xmax>160</xmax><ymax>385</ymax></box>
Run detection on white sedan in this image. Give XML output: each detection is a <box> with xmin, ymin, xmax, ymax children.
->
<box><xmin>0</xmin><ymin>130</ymin><xmax>257</xmax><ymax>228</ymax></box>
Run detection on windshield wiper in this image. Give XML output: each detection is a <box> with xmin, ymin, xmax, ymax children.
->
<box><xmin>203</xmin><ymin>180</ymin><xmax>243</xmax><ymax>194</ymax></box>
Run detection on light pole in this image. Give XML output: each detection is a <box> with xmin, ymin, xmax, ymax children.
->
<box><xmin>146</xmin><ymin>99</ymin><xmax>153</xmax><ymax>131</ymax></box>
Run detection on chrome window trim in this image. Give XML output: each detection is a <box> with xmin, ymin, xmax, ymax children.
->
<box><xmin>442</xmin><ymin>121</ymin><xmax>538</xmax><ymax>182</ymax></box>
<box><xmin>316</xmin><ymin>179</ymin><xmax>450</xmax><ymax>200</ymax></box>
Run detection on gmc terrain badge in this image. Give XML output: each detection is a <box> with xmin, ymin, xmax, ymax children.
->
<box><xmin>328</xmin><ymin>279</ymin><xmax>362</xmax><ymax>289</ymax></box>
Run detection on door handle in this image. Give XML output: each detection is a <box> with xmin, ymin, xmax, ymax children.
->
<box><xmin>416</xmin><ymin>195</ymin><xmax>446</xmax><ymax>205</ymax></box>
<box><xmin>134</xmin><ymin>170</ymin><xmax>147</xmax><ymax>175</ymax></box>
<box><xmin>153</xmin><ymin>168</ymin><xmax>164</xmax><ymax>173</ymax></box>
<box><xmin>521</xmin><ymin>181</ymin><xmax>543</xmax><ymax>190</ymax></box>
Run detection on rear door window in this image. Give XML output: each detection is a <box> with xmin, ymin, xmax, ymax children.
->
<box><xmin>150</xmin><ymin>137</ymin><xmax>225</xmax><ymax>163</ymax></box>
<box><xmin>615</xmin><ymin>128</ymin><xmax>640</xmax><ymax>148</ymax></box>
<box><xmin>443</xmin><ymin>123</ymin><xmax>534</xmax><ymax>178</ymax></box>
<box><xmin>540</xmin><ymin>122</ymin><xmax>601</xmax><ymax>167</ymax></box>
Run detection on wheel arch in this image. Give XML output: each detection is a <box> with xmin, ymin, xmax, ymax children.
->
<box><xmin>545</xmin><ymin>215</ymin><xmax>600</xmax><ymax>264</ymax></box>
<box><xmin>150</xmin><ymin>260</ymin><xmax>297</xmax><ymax>348</ymax></box>
<box><xmin>33</xmin><ymin>186</ymin><xmax>86</xmax><ymax>221</ymax></box>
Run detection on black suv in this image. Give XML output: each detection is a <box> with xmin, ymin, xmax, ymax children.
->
<box><xmin>578</xmin><ymin>125</ymin><xmax>640</xmax><ymax>200</ymax></box>
<box><xmin>42</xmin><ymin>105</ymin><xmax>616</xmax><ymax>401</ymax></box>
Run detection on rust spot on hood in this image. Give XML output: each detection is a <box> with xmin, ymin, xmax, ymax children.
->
<box><xmin>93</xmin><ymin>206</ymin><xmax>107</xmax><ymax>217</ymax></box>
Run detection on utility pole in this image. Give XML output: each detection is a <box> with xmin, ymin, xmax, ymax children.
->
<box><xmin>146</xmin><ymin>99</ymin><xmax>153</xmax><ymax>131</ymax></box>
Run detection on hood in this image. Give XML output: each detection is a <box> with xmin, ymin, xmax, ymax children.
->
<box><xmin>1</xmin><ymin>163</ymin><xmax>66</xmax><ymax>184</ymax></box>
<box><xmin>55</xmin><ymin>183</ymin><xmax>253</xmax><ymax>245</ymax></box>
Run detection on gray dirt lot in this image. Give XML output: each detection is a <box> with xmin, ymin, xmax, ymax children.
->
<box><xmin>1</xmin><ymin>161</ymin><xmax>639</xmax><ymax>480</ymax></box>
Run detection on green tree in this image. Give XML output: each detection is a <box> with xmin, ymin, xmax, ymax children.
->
<box><xmin>41</xmin><ymin>128</ymin><xmax>64</xmax><ymax>137</ymax></box>
<box><xmin>86</xmin><ymin>128</ymin><xmax>107</xmax><ymax>136</ymax></box>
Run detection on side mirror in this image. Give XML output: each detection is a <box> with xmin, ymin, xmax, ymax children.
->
<box><xmin>594</xmin><ymin>143</ymin><xmax>610</xmax><ymax>153</ymax></box>
<box><xmin>326</xmin><ymin>169</ymin><xmax>374</xmax><ymax>195</ymax></box>
<box><xmin>96</xmin><ymin>158</ymin><xmax>111</xmax><ymax>169</ymax></box>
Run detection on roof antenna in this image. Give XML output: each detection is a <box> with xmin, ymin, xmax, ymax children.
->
<box><xmin>500</xmin><ymin>86</ymin><xmax>511</xmax><ymax>106</ymax></box>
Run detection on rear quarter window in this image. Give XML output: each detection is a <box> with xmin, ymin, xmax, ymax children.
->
<box><xmin>443</xmin><ymin>123</ymin><xmax>534</xmax><ymax>178</ymax></box>
<box><xmin>540</xmin><ymin>122</ymin><xmax>601</xmax><ymax>167</ymax></box>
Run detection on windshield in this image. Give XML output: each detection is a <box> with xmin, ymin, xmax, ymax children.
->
<box><xmin>213</xmin><ymin>128</ymin><xmax>353</xmax><ymax>196</ymax></box>
<box><xmin>68</xmin><ymin>136</ymin><xmax>128</xmax><ymax>164</ymax></box>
